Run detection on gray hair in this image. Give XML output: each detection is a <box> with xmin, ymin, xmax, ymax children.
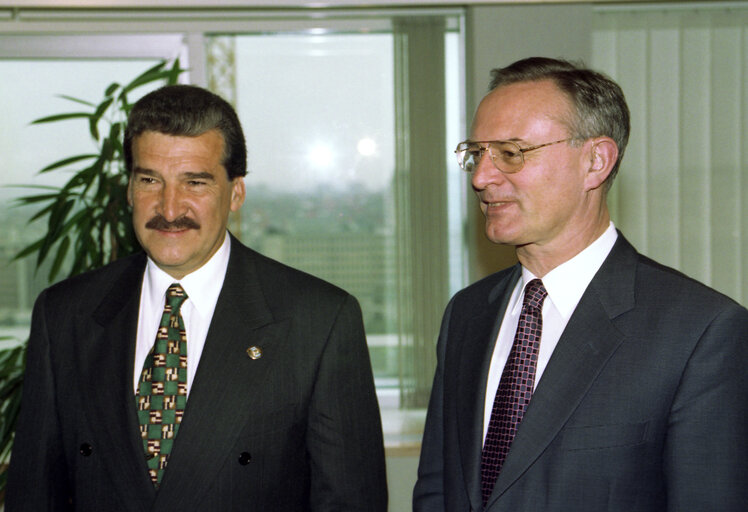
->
<box><xmin>489</xmin><ymin>57</ymin><xmax>630</xmax><ymax>188</ymax></box>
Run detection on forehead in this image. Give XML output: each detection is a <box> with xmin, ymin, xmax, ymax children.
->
<box><xmin>132</xmin><ymin>130</ymin><xmax>225</xmax><ymax>165</ymax></box>
<box><xmin>471</xmin><ymin>79</ymin><xmax>572</xmax><ymax>140</ymax></box>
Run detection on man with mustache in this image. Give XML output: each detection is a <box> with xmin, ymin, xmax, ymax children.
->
<box><xmin>413</xmin><ymin>57</ymin><xmax>747</xmax><ymax>511</ymax></box>
<box><xmin>7</xmin><ymin>84</ymin><xmax>387</xmax><ymax>511</ymax></box>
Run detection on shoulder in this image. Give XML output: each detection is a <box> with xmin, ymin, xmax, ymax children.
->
<box><xmin>636</xmin><ymin>251</ymin><xmax>742</xmax><ymax>311</ymax></box>
<box><xmin>39</xmin><ymin>252</ymin><xmax>146</xmax><ymax>309</ymax></box>
<box><xmin>637</xmin><ymin>256</ymin><xmax>748</xmax><ymax>334</ymax></box>
<box><xmin>605</xmin><ymin>235</ymin><xmax>747</xmax><ymax>333</ymax></box>
<box><xmin>450</xmin><ymin>264</ymin><xmax>519</xmax><ymax>310</ymax></box>
<box><xmin>229</xmin><ymin>239</ymin><xmax>356</xmax><ymax>310</ymax></box>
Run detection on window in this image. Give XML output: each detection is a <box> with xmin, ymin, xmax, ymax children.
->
<box><xmin>0</xmin><ymin>33</ymin><xmax>186</xmax><ymax>347</ymax></box>
<box><xmin>205</xmin><ymin>14</ymin><xmax>465</xmax><ymax>407</ymax></box>
<box><xmin>0</xmin><ymin>11</ymin><xmax>466</xmax><ymax>411</ymax></box>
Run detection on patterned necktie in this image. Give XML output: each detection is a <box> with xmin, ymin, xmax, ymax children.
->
<box><xmin>480</xmin><ymin>278</ymin><xmax>547</xmax><ymax>505</ymax></box>
<box><xmin>136</xmin><ymin>283</ymin><xmax>188</xmax><ymax>487</ymax></box>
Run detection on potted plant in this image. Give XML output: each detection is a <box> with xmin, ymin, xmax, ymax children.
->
<box><xmin>0</xmin><ymin>59</ymin><xmax>185</xmax><ymax>499</ymax></box>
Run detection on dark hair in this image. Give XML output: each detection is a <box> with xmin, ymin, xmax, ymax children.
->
<box><xmin>124</xmin><ymin>84</ymin><xmax>247</xmax><ymax>179</ymax></box>
<box><xmin>489</xmin><ymin>57</ymin><xmax>630</xmax><ymax>188</ymax></box>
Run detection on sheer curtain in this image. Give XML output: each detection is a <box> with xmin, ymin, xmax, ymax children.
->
<box><xmin>393</xmin><ymin>17</ymin><xmax>450</xmax><ymax>408</ymax></box>
<box><xmin>592</xmin><ymin>3</ymin><xmax>748</xmax><ymax>305</ymax></box>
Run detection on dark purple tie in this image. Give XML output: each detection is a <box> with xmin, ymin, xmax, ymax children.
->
<box><xmin>480</xmin><ymin>278</ymin><xmax>548</xmax><ymax>505</ymax></box>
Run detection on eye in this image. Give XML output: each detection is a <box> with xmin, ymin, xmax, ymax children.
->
<box><xmin>494</xmin><ymin>142</ymin><xmax>521</xmax><ymax>161</ymax></box>
<box><xmin>466</xmin><ymin>147</ymin><xmax>483</xmax><ymax>159</ymax></box>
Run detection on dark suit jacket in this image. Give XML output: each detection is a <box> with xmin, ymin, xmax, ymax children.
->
<box><xmin>414</xmin><ymin>233</ymin><xmax>748</xmax><ymax>511</ymax></box>
<box><xmin>7</xmin><ymin>235</ymin><xmax>387</xmax><ymax>511</ymax></box>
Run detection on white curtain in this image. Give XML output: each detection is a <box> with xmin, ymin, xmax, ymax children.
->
<box><xmin>592</xmin><ymin>4</ymin><xmax>748</xmax><ymax>305</ymax></box>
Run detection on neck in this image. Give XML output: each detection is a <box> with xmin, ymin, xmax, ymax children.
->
<box><xmin>516</xmin><ymin>210</ymin><xmax>610</xmax><ymax>278</ymax></box>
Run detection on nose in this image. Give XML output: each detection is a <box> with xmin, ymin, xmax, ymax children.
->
<box><xmin>159</xmin><ymin>184</ymin><xmax>186</xmax><ymax>221</ymax></box>
<box><xmin>471</xmin><ymin>151</ymin><xmax>504</xmax><ymax>191</ymax></box>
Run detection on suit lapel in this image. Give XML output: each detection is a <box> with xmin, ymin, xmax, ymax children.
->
<box><xmin>487</xmin><ymin>235</ymin><xmax>638</xmax><ymax>507</ymax></box>
<box><xmin>153</xmin><ymin>241</ymin><xmax>283</xmax><ymax>510</ymax></box>
<box><xmin>76</xmin><ymin>254</ymin><xmax>157</xmax><ymax>510</ymax></box>
<box><xmin>456</xmin><ymin>267</ymin><xmax>520</xmax><ymax>512</ymax></box>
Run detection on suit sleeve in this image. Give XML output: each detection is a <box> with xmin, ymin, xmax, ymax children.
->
<box><xmin>663</xmin><ymin>303</ymin><xmax>748</xmax><ymax>511</ymax></box>
<box><xmin>6</xmin><ymin>290</ymin><xmax>72</xmax><ymax>511</ymax></box>
<box><xmin>412</xmin><ymin>298</ymin><xmax>453</xmax><ymax>511</ymax></box>
<box><xmin>306</xmin><ymin>294</ymin><xmax>388</xmax><ymax>511</ymax></box>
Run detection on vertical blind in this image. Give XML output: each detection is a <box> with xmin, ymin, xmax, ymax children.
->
<box><xmin>592</xmin><ymin>3</ymin><xmax>747</xmax><ymax>305</ymax></box>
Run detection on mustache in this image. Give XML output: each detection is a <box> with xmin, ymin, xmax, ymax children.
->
<box><xmin>145</xmin><ymin>215</ymin><xmax>201</xmax><ymax>231</ymax></box>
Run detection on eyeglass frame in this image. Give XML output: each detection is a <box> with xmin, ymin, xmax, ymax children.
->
<box><xmin>454</xmin><ymin>137</ymin><xmax>575</xmax><ymax>174</ymax></box>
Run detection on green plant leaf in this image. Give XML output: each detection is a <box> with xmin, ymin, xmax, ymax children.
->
<box><xmin>105</xmin><ymin>82</ymin><xmax>121</xmax><ymax>97</ymax></box>
<box><xmin>58</xmin><ymin>94</ymin><xmax>96</xmax><ymax>107</ymax></box>
<box><xmin>4</xmin><ymin>184</ymin><xmax>60</xmax><ymax>192</ymax></box>
<box><xmin>31</xmin><ymin>112</ymin><xmax>91</xmax><ymax>125</ymax></box>
<box><xmin>11</xmin><ymin>237</ymin><xmax>43</xmax><ymax>261</ymax></box>
<box><xmin>77</xmin><ymin>165</ymin><xmax>100</xmax><ymax>199</ymax></box>
<box><xmin>88</xmin><ymin>115</ymin><xmax>100</xmax><ymax>141</ymax></box>
<box><xmin>121</xmin><ymin>69</ymin><xmax>178</xmax><ymax>95</ymax></box>
<box><xmin>100</xmin><ymin>137</ymin><xmax>114</xmax><ymax>162</ymax></box>
<box><xmin>167</xmin><ymin>58</ymin><xmax>185</xmax><ymax>84</ymax></box>
<box><xmin>109</xmin><ymin>122</ymin><xmax>121</xmax><ymax>143</ymax></box>
<box><xmin>59</xmin><ymin>208</ymin><xmax>92</xmax><ymax>239</ymax></box>
<box><xmin>4</xmin><ymin>61</ymin><xmax>184</xmax><ymax>499</ymax></box>
<box><xmin>49</xmin><ymin>235</ymin><xmax>71</xmax><ymax>281</ymax></box>
<box><xmin>13</xmin><ymin>192</ymin><xmax>61</xmax><ymax>205</ymax></box>
<box><xmin>39</xmin><ymin>198</ymin><xmax>75</xmax><ymax>263</ymax></box>
<box><xmin>0</xmin><ymin>343</ymin><xmax>26</xmax><ymax>468</ymax></box>
<box><xmin>92</xmin><ymin>97</ymin><xmax>115</xmax><ymax>124</ymax></box>
<box><xmin>121</xmin><ymin>61</ymin><xmax>167</xmax><ymax>93</ymax></box>
<box><xmin>38</xmin><ymin>154</ymin><xmax>98</xmax><ymax>174</ymax></box>
<box><xmin>27</xmin><ymin>202</ymin><xmax>56</xmax><ymax>223</ymax></box>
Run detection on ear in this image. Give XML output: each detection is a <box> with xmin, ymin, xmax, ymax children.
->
<box><xmin>583</xmin><ymin>137</ymin><xmax>618</xmax><ymax>191</ymax></box>
<box><xmin>229</xmin><ymin>177</ymin><xmax>246</xmax><ymax>212</ymax></box>
<box><xmin>126</xmin><ymin>176</ymin><xmax>134</xmax><ymax>207</ymax></box>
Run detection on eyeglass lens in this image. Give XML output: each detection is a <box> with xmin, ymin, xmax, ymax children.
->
<box><xmin>458</xmin><ymin>141</ymin><xmax>523</xmax><ymax>173</ymax></box>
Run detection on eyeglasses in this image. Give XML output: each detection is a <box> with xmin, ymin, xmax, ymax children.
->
<box><xmin>455</xmin><ymin>138</ymin><xmax>573</xmax><ymax>174</ymax></box>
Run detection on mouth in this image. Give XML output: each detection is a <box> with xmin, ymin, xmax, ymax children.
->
<box><xmin>481</xmin><ymin>199</ymin><xmax>516</xmax><ymax>217</ymax></box>
<box><xmin>155</xmin><ymin>227</ymin><xmax>192</xmax><ymax>233</ymax></box>
<box><xmin>482</xmin><ymin>198</ymin><xmax>514</xmax><ymax>207</ymax></box>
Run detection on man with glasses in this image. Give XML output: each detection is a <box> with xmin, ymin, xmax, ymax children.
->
<box><xmin>414</xmin><ymin>57</ymin><xmax>747</xmax><ymax>511</ymax></box>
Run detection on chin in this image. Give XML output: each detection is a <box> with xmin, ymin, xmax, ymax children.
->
<box><xmin>147</xmin><ymin>248</ymin><xmax>189</xmax><ymax>268</ymax></box>
<box><xmin>484</xmin><ymin>225</ymin><xmax>520</xmax><ymax>246</ymax></box>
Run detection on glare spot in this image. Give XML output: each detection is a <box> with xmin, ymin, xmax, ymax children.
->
<box><xmin>357</xmin><ymin>137</ymin><xmax>377</xmax><ymax>157</ymax></box>
<box><xmin>307</xmin><ymin>144</ymin><xmax>334</xmax><ymax>168</ymax></box>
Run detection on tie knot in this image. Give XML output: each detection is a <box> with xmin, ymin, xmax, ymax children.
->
<box><xmin>523</xmin><ymin>279</ymin><xmax>547</xmax><ymax>310</ymax></box>
<box><xmin>166</xmin><ymin>283</ymin><xmax>188</xmax><ymax>311</ymax></box>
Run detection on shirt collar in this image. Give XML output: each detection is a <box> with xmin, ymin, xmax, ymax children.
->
<box><xmin>143</xmin><ymin>232</ymin><xmax>231</xmax><ymax>318</ymax></box>
<box><xmin>516</xmin><ymin>222</ymin><xmax>618</xmax><ymax>319</ymax></box>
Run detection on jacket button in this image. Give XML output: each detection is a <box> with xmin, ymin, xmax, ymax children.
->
<box><xmin>79</xmin><ymin>443</ymin><xmax>93</xmax><ymax>456</ymax></box>
<box><xmin>238</xmin><ymin>452</ymin><xmax>252</xmax><ymax>465</ymax></box>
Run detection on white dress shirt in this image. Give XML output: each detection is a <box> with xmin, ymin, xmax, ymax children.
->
<box><xmin>133</xmin><ymin>233</ymin><xmax>231</xmax><ymax>397</ymax></box>
<box><xmin>482</xmin><ymin>223</ymin><xmax>618</xmax><ymax>441</ymax></box>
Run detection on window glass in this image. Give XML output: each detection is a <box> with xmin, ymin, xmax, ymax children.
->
<box><xmin>228</xmin><ymin>33</ymin><xmax>399</xmax><ymax>387</ymax></box>
<box><xmin>0</xmin><ymin>59</ymin><xmax>161</xmax><ymax>346</ymax></box>
<box><xmin>208</xmin><ymin>27</ymin><xmax>464</xmax><ymax>404</ymax></box>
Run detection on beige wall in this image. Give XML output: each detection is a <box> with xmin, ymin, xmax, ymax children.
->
<box><xmin>464</xmin><ymin>3</ymin><xmax>594</xmax><ymax>282</ymax></box>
